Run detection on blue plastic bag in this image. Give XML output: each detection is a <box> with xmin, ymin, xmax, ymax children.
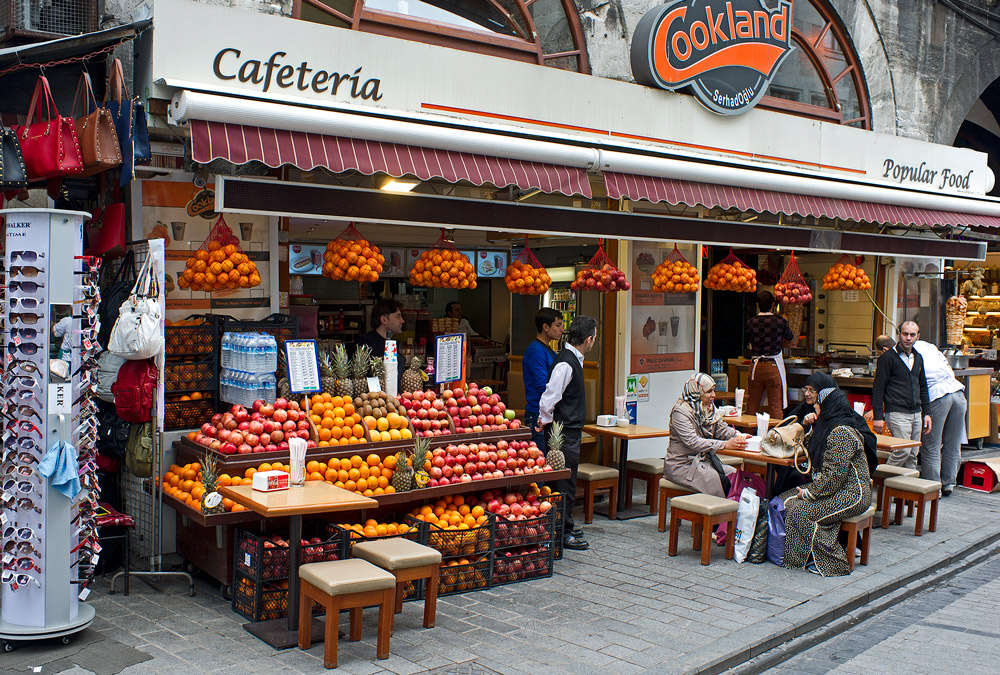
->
<box><xmin>766</xmin><ymin>496</ymin><xmax>787</xmax><ymax>566</ymax></box>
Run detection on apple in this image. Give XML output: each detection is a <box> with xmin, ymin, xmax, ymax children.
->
<box><xmin>262</xmin><ymin>421</ymin><xmax>275</xmax><ymax>434</ymax></box>
<box><xmin>201</xmin><ymin>423</ymin><xmax>213</xmax><ymax>435</ymax></box>
<box><xmin>259</xmin><ymin>433</ymin><xmax>272</xmax><ymax>446</ymax></box>
<box><xmin>272</xmin><ymin>408</ymin><xmax>288</xmax><ymax>424</ymax></box>
<box><xmin>298</xmin><ymin>430</ymin><xmax>311</xmax><ymax>439</ymax></box>
<box><xmin>505</xmin><ymin>410</ymin><xmax>516</xmax><ymax>421</ymax></box>
<box><xmin>218</xmin><ymin>429</ymin><xmax>231</xmax><ymax>442</ymax></box>
<box><xmin>220</xmin><ymin>442</ymin><xmax>236</xmax><ymax>455</ymax></box>
<box><xmin>249</xmin><ymin>420</ymin><xmax>265</xmax><ymax>435</ymax></box>
<box><xmin>297</xmin><ymin>420</ymin><xmax>309</xmax><ymax>431</ymax></box>
<box><xmin>287</xmin><ymin>409</ymin><xmax>299</xmax><ymax>422</ymax></box>
<box><xmin>270</xmin><ymin>429</ymin><xmax>284</xmax><ymax>443</ymax></box>
<box><xmin>235</xmin><ymin>409</ymin><xmax>250</xmax><ymax>424</ymax></box>
<box><xmin>274</xmin><ymin>398</ymin><xmax>289</xmax><ymax>410</ymax></box>
<box><xmin>283</xmin><ymin>420</ymin><xmax>297</xmax><ymax>433</ymax></box>
<box><xmin>260</xmin><ymin>404</ymin><xmax>275</xmax><ymax>418</ymax></box>
<box><xmin>237</xmin><ymin>443</ymin><xmax>252</xmax><ymax>454</ymax></box>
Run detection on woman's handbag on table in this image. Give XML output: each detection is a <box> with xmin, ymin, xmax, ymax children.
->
<box><xmin>13</xmin><ymin>75</ymin><xmax>85</xmax><ymax>181</ymax></box>
<box><xmin>766</xmin><ymin>496</ymin><xmax>789</xmax><ymax>566</ymax></box>
<box><xmin>762</xmin><ymin>415</ymin><xmax>811</xmax><ymax>474</ymax></box>
<box><xmin>108</xmin><ymin>252</ymin><xmax>163</xmax><ymax>360</ymax></box>
<box><xmin>0</xmin><ymin>126</ymin><xmax>28</xmax><ymax>189</ymax></box>
<box><xmin>71</xmin><ymin>71</ymin><xmax>123</xmax><ymax>177</ymax></box>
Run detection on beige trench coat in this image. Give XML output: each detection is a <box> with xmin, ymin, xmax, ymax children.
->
<box><xmin>663</xmin><ymin>403</ymin><xmax>738</xmax><ymax>497</ymax></box>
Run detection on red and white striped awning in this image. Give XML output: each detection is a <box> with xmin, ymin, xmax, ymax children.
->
<box><xmin>604</xmin><ymin>172</ymin><xmax>1000</xmax><ymax>229</ymax></box>
<box><xmin>190</xmin><ymin>119</ymin><xmax>592</xmax><ymax>198</ymax></box>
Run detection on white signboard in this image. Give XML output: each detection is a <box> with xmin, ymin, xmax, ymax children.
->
<box><xmin>284</xmin><ymin>340</ymin><xmax>321</xmax><ymax>394</ymax></box>
<box><xmin>435</xmin><ymin>334</ymin><xmax>464</xmax><ymax>384</ymax></box>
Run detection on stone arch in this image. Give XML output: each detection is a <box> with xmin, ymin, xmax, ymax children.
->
<box><xmin>829</xmin><ymin>0</ymin><xmax>895</xmax><ymax>134</ymax></box>
<box><xmin>932</xmin><ymin>36</ymin><xmax>1000</xmax><ymax>146</ymax></box>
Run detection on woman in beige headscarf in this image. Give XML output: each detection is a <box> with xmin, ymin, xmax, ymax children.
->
<box><xmin>664</xmin><ymin>373</ymin><xmax>747</xmax><ymax>497</ymax></box>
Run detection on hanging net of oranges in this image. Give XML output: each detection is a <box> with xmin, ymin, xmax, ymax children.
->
<box><xmin>571</xmin><ymin>241</ymin><xmax>631</xmax><ymax>292</ymax></box>
<box><xmin>409</xmin><ymin>230</ymin><xmax>477</xmax><ymax>289</ymax></box>
<box><xmin>652</xmin><ymin>245</ymin><xmax>700</xmax><ymax>293</ymax></box>
<box><xmin>178</xmin><ymin>216</ymin><xmax>261</xmax><ymax>292</ymax></box>
<box><xmin>505</xmin><ymin>239</ymin><xmax>551</xmax><ymax>295</ymax></box>
<box><xmin>822</xmin><ymin>253</ymin><xmax>871</xmax><ymax>290</ymax></box>
<box><xmin>703</xmin><ymin>249</ymin><xmax>757</xmax><ymax>292</ymax></box>
<box><xmin>322</xmin><ymin>223</ymin><xmax>384</xmax><ymax>283</ymax></box>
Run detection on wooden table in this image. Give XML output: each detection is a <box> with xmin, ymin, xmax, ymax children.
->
<box><xmin>582</xmin><ymin>424</ymin><xmax>671</xmax><ymax>519</ymax></box>
<box><xmin>219</xmin><ymin>482</ymin><xmax>377</xmax><ymax>648</ymax></box>
<box><xmin>717</xmin><ymin>448</ymin><xmax>797</xmax><ymax>500</ymax></box>
<box><xmin>875</xmin><ymin>434</ymin><xmax>922</xmax><ymax>463</ymax></box>
<box><xmin>724</xmin><ymin>414</ymin><xmax>782</xmax><ymax>433</ymax></box>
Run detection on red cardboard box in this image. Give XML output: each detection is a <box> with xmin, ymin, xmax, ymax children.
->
<box><xmin>960</xmin><ymin>458</ymin><xmax>1000</xmax><ymax>493</ymax></box>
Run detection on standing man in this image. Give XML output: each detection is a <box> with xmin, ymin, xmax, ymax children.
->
<box><xmin>444</xmin><ymin>301</ymin><xmax>478</xmax><ymax>336</ymax></box>
<box><xmin>871</xmin><ymin>321</ymin><xmax>932</xmax><ymax>468</ymax></box>
<box><xmin>536</xmin><ymin>316</ymin><xmax>598</xmax><ymax>552</ymax></box>
<box><xmin>745</xmin><ymin>290</ymin><xmax>794</xmax><ymax>418</ymax></box>
<box><xmin>357</xmin><ymin>298</ymin><xmax>406</xmax><ymax>382</ymax></box>
<box><xmin>865</xmin><ymin>334</ymin><xmax>897</xmax><ymax>422</ymax></box>
<box><xmin>913</xmin><ymin>336</ymin><xmax>966</xmax><ymax>496</ymax></box>
<box><xmin>522</xmin><ymin>308</ymin><xmax>564</xmax><ymax>451</ymax></box>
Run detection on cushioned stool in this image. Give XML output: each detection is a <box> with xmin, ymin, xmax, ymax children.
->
<box><xmin>577</xmin><ymin>463</ymin><xmax>619</xmax><ymax>522</ymax></box>
<box><xmin>298</xmin><ymin>559</ymin><xmax>397</xmax><ymax>669</ymax></box>
<box><xmin>352</xmin><ymin>538</ymin><xmax>442</xmax><ymax>629</ymax></box>
<box><xmin>656</xmin><ymin>478</ymin><xmax>695</xmax><ymax>533</ymax></box>
<box><xmin>625</xmin><ymin>457</ymin><xmax>664</xmax><ymax>514</ymax></box>
<box><xmin>881</xmin><ymin>476</ymin><xmax>941</xmax><ymax>536</ymax></box>
<box><xmin>719</xmin><ymin>455</ymin><xmax>745</xmax><ymax>468</ymax></box>
<box><xmin>668</xmin><ymin>493</ymin><xmax>738</xmax><ymax>565</ymax></box>
<box><xmin>873</xmin><ymin>465</ymin><xmax>919</xmax><ymax>513</ymax></box>
<box><xmin>743</xmin><ymin>458</ymin><xmax>767</xmax><ymax>480</ymax></box>
<box><xmin>839</xmin><ymin>505</ymin><xmax>875</xmax><ymax>571</ymax></box>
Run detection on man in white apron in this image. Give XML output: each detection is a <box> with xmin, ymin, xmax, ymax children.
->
<box><xmin>745</xmin><ymin>290</ymin><xmax>794</xmax><ymax>418</ymax></box>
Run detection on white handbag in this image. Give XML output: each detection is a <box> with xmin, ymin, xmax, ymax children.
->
<box><xmin>108</xmin><ymin>253</ymin><xmax>162</xmax><ymax>360</ymax></box>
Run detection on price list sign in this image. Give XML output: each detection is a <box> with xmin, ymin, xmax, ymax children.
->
<box><xmin>284</xmin><ymin>340</ymin><xmax>321</xmax><ymax>394</ymax></box>
<box><xmin>435</xmin><ymin>333</ymin><xmax>464</xmax><ymax>384</ymax></box>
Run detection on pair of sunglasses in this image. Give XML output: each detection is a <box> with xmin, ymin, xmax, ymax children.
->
<box><xmin>6</xmin><ymin>280</ymin><xmax>44</xmax><ymax>292</ymax></box>
<box><xmin>9</xmin><ymin>251</ymin><xmax>43</xmax><ymax>263</ymax></box>
<box><xmin>2</xmin><ymin>569</ymin><xmax>41</xmax><ymax>590</ymax></box>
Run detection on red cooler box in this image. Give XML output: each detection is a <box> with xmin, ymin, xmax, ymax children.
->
<box><xmin>959</xmin><ymin>458</ymin><xmax>1000</xmax><ymax>493</ymax></box>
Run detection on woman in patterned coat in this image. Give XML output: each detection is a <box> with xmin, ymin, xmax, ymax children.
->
<box><xmin>781</xmin><ymin>386</ymin><xmax>873</xmax><ymax>576</ymax></box>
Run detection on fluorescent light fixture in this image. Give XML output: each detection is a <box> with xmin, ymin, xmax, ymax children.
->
<box><xmin>381</xmin><ymin>177</ymin><xmax>420</xmax><ymax>192</ymax></box>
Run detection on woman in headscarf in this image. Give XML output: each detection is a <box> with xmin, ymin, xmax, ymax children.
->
<box><xmin>780</xmin><ymin>385</ymin><xmax>874</xmax><ymax>576</ymax></box>
<box><xmin>790</xmin><ymin>372</ymin><xmax>837</xmax><ymax>428</ymax></box>
<box><xmin>664</xmin><ymin>373</ymin><xmax>747</xmax><ymax>497</ymax></box>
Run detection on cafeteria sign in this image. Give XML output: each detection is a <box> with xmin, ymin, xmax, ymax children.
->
<box><xmin>630</xmin><ymin>0</ymin><xmax>795</xmax><ymax>115</ymax></box>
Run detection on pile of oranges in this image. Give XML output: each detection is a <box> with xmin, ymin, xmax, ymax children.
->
<box><xmin>364</xmin><ymin>412</ymin><xmax>413</xmax><ymax>442</ymax></box>
<box><xmin>309</xmin><ymin>393</ymin><xmax>369</xmax><ymax>446</ymax></box>
<box><xmin>160</xmin><ymin>461</ymin><xmax>254</xmax><ymax>513</ymax></box>
<box><xmin>823</xmin><ymin>261</ymin><xmax>872</xmax><ymax>290</ymax></box>
<box><xmin>505</xmin><ymin>260</ymin><xmax>551</xmax><ymax>295</ymax></box>
<box><xmin>704</xmin><ymin>258</ymin><xmax>757</xmax><ymax>292</ymax></box>
<box><xmin>322</xmin><ymin>237</ymin><xmax>385</xmax><ymax>283</ymax></box>
<box><xmin>313</xmin><ymin>454</ymin><xmax>397</xmax><ymax>496</ymax></box>
<box><xmin>341</xmin><ymin>518</ymin><xmax>415</xmax><ymax>541</ymax></box>
<box><xmin>410</xmin><ymin>248</ymin><xmax>478</xmax><ymax>289</ymax></box>
<box><xmin>652</xmin><ymin>258</ymin><xmax>700</xmax><ymax>293</ymax></box>
<box><xmin>178</xmin><ymin>241</ymin><xmax>261</xmax><ymax>292</ymax></box>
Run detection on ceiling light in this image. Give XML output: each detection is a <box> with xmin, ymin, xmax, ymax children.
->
<box><xmin>381</xmin><ymin>177</ymin><xmax>420</xmax><ymax>193</ymax></box>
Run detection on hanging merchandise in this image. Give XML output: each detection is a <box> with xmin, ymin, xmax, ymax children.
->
<box><xmin>13</xmin><ymin>75</ymin><xmax>85</xmax><ymax>181</ymax></box>
<box><xmin>104</xmin><ymin>58</ymin><xmax>151</xmax><ymax>186</ymax></box>
<box><xmin>71</xmin><ymin>71</ymin><xmax>123</xmax><ymax>177</ymax></box>
<box><xmin>505</xmin><ymin>238</ymin><xmax>552</xmax><ymax>295</ymax></box>
<box><xmin>570</xmin><ymin>240</ymin><xmax>630</xmax><ymax>292</ymax></box>
<box><xmin>321</xmin><ymin>222</ymin><xmax>385</xmax><ymax>282</ymax></box>
<box><xmin>0</xmin><ymin>126</ymin><xmax>28</xmax><ymax>189</ymax></box>
<box><xmin>178</xmin><ymin>215</ymin><xmax>262</xmax><ymax>292</ymax></box>
<box><xmin>652</xmin><ymin>245</ymin><xmax>699</xmax><ymax>293</ymax></box>
<box><xmin>774</xmin><ymin>254</ymin><xmax>812</xmax><ymax>305</ymax></box>
<box><xmin>108</xmin><ymin>252</ymin><xmax>163</xmax><ymax>359</ymax></box>
<box><xmin>704</xmin><ymin>248</ymin><xmax>758</xmax><ymax>292</ymax></box>
<box><xmin>822</xmin><ymin>254</ymin><xmax>871</xmax><ymax>290</ymax></box>
<box><xmin>410</xmin><ymin>229</ymin><xmax>478</xmax><ymax>289</ymax></box>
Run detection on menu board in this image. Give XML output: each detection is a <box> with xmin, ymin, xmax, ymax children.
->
<box><xmin>289</xmin><ymin>244</ymin><xmax>325</xmax><ymax>275</ymax></box>
<box><xmin>284</xmin><ymin>340</ymin><xmax>321</xmax><ymax>393</ymax></box>
<box><xmin>435</xmin><ymin>333</ymin><xmax>465</xmax><ymax>384</ymax></box>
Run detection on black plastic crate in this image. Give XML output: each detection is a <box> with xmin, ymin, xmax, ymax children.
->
<box><xmin>438</xmin><ymin>554</ymin><xmax>492</xmax><ymax>596</ymax></box>
<box><xmin>545</xmin><ymin>492</ymin><xmax>565</xmax><ymax>560</ymax></box>
<box><xmin>164</xmin><ymin>398</ymin><xmax>215</xmax><ymax>431</ymax></box>
<box><xmin>406</xmin><ymin>512</ymin><xmax>494</xmax><ymax>558</ymax></box>
<box><xmin>491</xmin><ymin>544</ymin><xmax>554</xmax><ymax>587</ymax></box>
<box><xmin>165</xmin><ymin>317</ymin><xmax>218</xmax><ymax>357</ymax></box>
<box><xmin>235</xmin><ymin>527</ymin><xmax>345</xmax><ymax>581</ymax></box>
<box><xmin>164</xmin><ymin>360</ymin><xmax>217</xmax><ymax>393</ymax></box>
<box><xmin>232</xmin><ymin>573</ymin><xmax>325</xmax><ymax>622</ymax></box>
<box><xmin>327</xmin><ymin>516</ymin><xmax>427</xmax><ymax>549</ymax></box>
<box><xmin>493</xmin><ymin>509</ymin><xmax>555</xmax><ymax>550</ymax></box>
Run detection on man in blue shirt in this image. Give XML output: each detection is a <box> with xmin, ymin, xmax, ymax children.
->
<box><xmin>522</xmin><ymin>308</ymin><xmax>564</xmax><ymax>451</ymax></box>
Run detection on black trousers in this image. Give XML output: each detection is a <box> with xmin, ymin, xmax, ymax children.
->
<box><xmin>551</xmin><ymin>427</ymin><xmax>582</xmax><ymax>533</ymax></box>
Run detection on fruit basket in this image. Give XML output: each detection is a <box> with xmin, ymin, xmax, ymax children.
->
<box><xmin>438</xmin><ymin>555</ymin><xmax>492</xmax><ymax>596</ymax></box>
<box><xmin>493</xmin><ymin>509</ymin><xmax>555</xmax><ymax>550</ymax></box>
<box><xmin>491</xmin><ymin>544</ymin><xmax>554</xmax><ymax>586</ymax></box>
<box><xmin>328</xmin><ymin>515</ymin><xmax>428</xmax><ymax>549</ymax></box>
<box><xmin>235</xmin><ymin>527</ymin><xmax>345</xmax><ymax>581</ymax></box>
<box><xmin>407</xmin><ymin>512</ymin><xmax>495</xmax><ymax>558</ymax></box>
<box><xmin>164</xmin><ymin>398</ymin><xmax>216</xmax><ymax>431</ymax></box>
<box><xmin>546</xmin><ymin>492</ymin><xmax>564</xmax><ymax>560</ymax></box>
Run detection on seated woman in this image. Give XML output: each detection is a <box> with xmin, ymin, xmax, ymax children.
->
<box><xmin>789</xmin><ymin>372</ymin><xmax>836</xmax><ymax>428</ymax></box>
<box><xmin>664</xmin><ymin>373</ymin><xmax>747</xmax><ymax>498</ymax></box>
<box><xmin>781</xmin><ymin>386</ymin><xmax>875</xmax><ymax>576</ymax></box>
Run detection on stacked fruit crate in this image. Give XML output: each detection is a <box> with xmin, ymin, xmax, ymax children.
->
<box><xmin>406</xmin><ymin>507</ymin><xmax>495</xmax><ymax>597</ymax></box>
<box><xmin>328</xmin><ymin>516</ymin><xmax>428</xmax><ymax>601</ymax></box>
<box><xmin>164</xmin><ymin>317</ymin><xmax>219</xmax><ymax>430</ymax></box>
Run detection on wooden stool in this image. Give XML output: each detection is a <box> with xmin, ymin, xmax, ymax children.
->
<box><xmin>881</xmin><ymin>476</ymin><xmax>941</xmax><ymax>536</ymax></box>
<box><xmin>656</xmin><ymin>478</ymin><xmax>695</xmax><ymax>532</ymax></box>
<box><xmin>352</xmin><ymin>538</ymin><xmax>442</xmax><ymax>630</ymax></box>
<box><xmin>625</xmin><ymin>457</ymin><xmax>663</xmax><ymax>514</ymax></box>
<box><xmin>577</xmin><ymin>463</ymin><xmax>619</xmax><ymax>523</ymax></box>
<box><xmin>873</xmin><ymin>465</ymin><xmax>919</xmax><ymax>513</ymax></box>
<box><xmin>839</xmin><ymin>505</ymin><xmax>875</xmax><ymax>571</ymax></box>
<box><xmin>743</xmin><ymin>458</ymin><xmax>767</xmax><ymax>480</ymax></box>
<box><xmin>298</xmin><ymin>559</ymin><xmax>397</xmax><ymax>669</ymax></box>
<box><xmin>667</xmin><ymin>494</ymin><xmax>738</xmax><ymax>566</ymax></box>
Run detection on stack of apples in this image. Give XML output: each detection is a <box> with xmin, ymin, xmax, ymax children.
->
<box><xmin>398</xmin><ymin>389</ymin><xmax>453</xmax><ymax>437</ymax></box>
<box><xmin>423</xmin><ymin>439</ymin><xmax>551</xmax><ymax>487</ymax></box>
<box><xmin>480</xmin><ymin>489</ymin><xmax>555</xmax><ymax>548</ymax></box>
<box><xmin>444</xmin><ymin>384</ymin><xmax>520</xmax><ymax>433</ymax></box>
<box><xmin>570</xmin><ymin>264</ymin><xmax>631</xmax><ymax>293</ymax></box>
<box><xmin>190</xmin><ymin>399</ymin><xmax>317</xmax><ymax>454</ymax></box>
<box><xmin>493</xmin><ymin>545</ymin><xmax>551</xmax><ymax>583</ymax></box>
<box><xmin>774</xmin><ymin>281</ymin><xmax>813</xmax><ymax>304</ymax></box>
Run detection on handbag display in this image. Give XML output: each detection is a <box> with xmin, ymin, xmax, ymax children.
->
<box><xmin>104</xmin><ymin>58</ymin><xmax>151</xmax><ymax>186</ymax></box>
<box><xmin>13</xmin><ymin>75</ymin><xmax>85</xmax><ymax>181</ymax></box>
<box><xmin>108</xmin><ymin>252</ymin><xmax>163</xmax><ymax>360</ymax></box>
<box><xmin>125</xmin><ymin>420</ymin><xmax>155</xmax><ymax>477</ymax></box>
<box><xmin>98</xmin><ymin>249</ymin><xmax>136</xmax><ymax>348</ymax></box>
<box><xmin>72</xmin><ymin>71</ymin><xmax>123</xmax><ymax>177</ymax></box>
<box><xmin>112</xmin><ymin>358</ymin><xmax>158</xmax><ymax>423</ymax></box>
<box><xmin>0</xmin><ymin>126</ymin><xmax>28</xmax><ymax>189</ymax></box>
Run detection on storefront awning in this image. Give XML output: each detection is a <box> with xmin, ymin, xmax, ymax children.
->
<box><xmin>603</xmin><ymin>173</ymin><xmax>1000</xmax><ymax>229</ymax></box>
<box><xmin>189</xmin><ymin>120</ymin><xmax>592</xmax><ymax>198</ymax></box>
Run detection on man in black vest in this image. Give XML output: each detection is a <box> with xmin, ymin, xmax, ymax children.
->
<box><xmin>872</xmin><ymin>321</ymin><xmax>932</xmax><ymax>468</ymax></box>
<box><xmin>535</xmin><ymin>316</ymin><xmax>598</xmax><ymax>551</ymax></box>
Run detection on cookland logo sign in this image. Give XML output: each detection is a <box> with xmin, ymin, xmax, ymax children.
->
<box><xmin>631</xmin><ymin>0</ymin><xmax>795</xmax><ymax>115</ymax></box>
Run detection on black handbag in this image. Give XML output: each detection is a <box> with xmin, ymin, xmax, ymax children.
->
<box><xmin>96</xmin><ymin>400</ymin><xmax>132</xmax><ymax>461</ymax></box>
<box><xmin>746</xmin><ymin>502</ymin><xmax>770</xmax><ymax>564</ymax></box>
<box><xmin>97</xmin><ymin>249</ymin><xmax>136</xmax><ymax>349</ymax></box>
<box><xmin>709</xmin><ymin>452</ymin><xmax>731</xmax><ymax>496</ymax></box>
<box><xmin>0</xmin><ymin>126</ymin><xmax>28</xmax><ymax>190</ymax></box>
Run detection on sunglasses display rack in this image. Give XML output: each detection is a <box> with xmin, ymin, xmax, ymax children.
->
<box><xmin>0</xmin><ymin>209</ymin><xmax>97</xmax><ymax>648</ymax></box>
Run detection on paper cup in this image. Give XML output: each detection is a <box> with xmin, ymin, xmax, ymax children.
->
<box><xmin>171</xmin><ymin>221</ymin><xmax>186</xmax><ymax>240</ymax></box>
<box><xmin>239</xmin><ymin>222</ymin><xmax>254</xmax><ymax>241</ymax></box>
<box><xmin>734</xmin><ymin>389</ymin><xmax>745</xmax><ymax>414</ymax></box>
<box><xmin>746</xmin><ymin>437</ymin><xmax>761</xmax><ymax>452</ymax></box>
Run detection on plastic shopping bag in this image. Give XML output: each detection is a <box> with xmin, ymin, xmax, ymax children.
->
<box><xmin>733</xmin><ymin>487</ymin><xmax>760</xmax><ymax>563</ymax></box>
<box><xmin>766</xmin><ymin>496</ymin><xmax>787</xmax><ymax>566</ymax></box>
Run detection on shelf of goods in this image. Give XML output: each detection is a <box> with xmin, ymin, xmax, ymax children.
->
<box><xmin>164</xmin><ymin>317</ymin><xmax>219</xmax><ymax>430</ymax></box>
<box><xmin>963</xmin><ymin>296</ymin><xmax>1000</xmax><ymax>347</ymax></box>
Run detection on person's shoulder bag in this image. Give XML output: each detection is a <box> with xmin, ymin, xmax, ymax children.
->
<box><xmin>108</xmin><ymin>252</ymin><xmax>162</xmax><ymax>360</ymax></box>
<box><xmin>0</xmin><ymin>126</ymin><xmax>27</xmax><ymax>190</ymax></box>
<box><xmin>761</xmin><ymin>415</ymin><xmax>806</xmax><ymax>460</ymax></box>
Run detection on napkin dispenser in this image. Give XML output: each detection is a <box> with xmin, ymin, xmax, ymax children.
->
<box><xmin>252</xmin><ymin>470</ymin><xmax>290</xmax><ymax>492</ymax></box>
<box><xmin>596</xmin><ymin>414</ymin><xmax>618</xmax><ymax>427</ymax></box>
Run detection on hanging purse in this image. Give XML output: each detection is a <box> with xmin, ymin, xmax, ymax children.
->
<box><xmin>108</xmin><ymin>252</ymin><xmax>163</xmax><ymax>360</ymax></box>
<box><xmin>72</xmin><ymin>71</ymin><xmax>123</xmax><ymax>177</ymax></box>
<box><xmin>0</xmin><ymin>126</ymin><xmax>28</xmax><ymax>189</ymax></box>
<box><xmin>13</xmin><ymin>75</ymin><xmax>85</xmax><ymax>181</ymax></box>
<box><xmin>104</xmin><ymin>58</ymin><xmax>151</xmax><ymax>186</ymax></box>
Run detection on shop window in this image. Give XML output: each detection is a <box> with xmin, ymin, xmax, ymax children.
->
<box><xmin>759</xmin><ymin>0</ymin><xmax>870</xmax><ymax>129</ymax></box>
<box><xmin>293</xmin><ymin>0</ymin><xmax>590</xmax><ymax>73</ymax></box>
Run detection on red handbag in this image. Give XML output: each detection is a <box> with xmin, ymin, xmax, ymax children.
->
<box><xmin>14</xmin><ymin>75</ymin><xmax>84</xmax><ymax>181</ymax></box>
<box><xmin>111</xmin><ymin>358</ymin><xmax>158</xmax><ymax>423</ymax></box>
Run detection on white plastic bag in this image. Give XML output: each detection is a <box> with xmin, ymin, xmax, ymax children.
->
<box><xmin>733</xmin><ymin>487</ymin><xmax>760</xmax><ymax>563</ymax></box>
<box><xmin>109</xmin><ymin>253</ymin><xmax>162</xmax><ymax>359</ymax></box>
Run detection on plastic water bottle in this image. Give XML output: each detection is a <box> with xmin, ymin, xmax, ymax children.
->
<box><xmin>220</xmin><ymin>333</ymin><xmax>231</xmax><ymax>369</ymax></box>
<box><xmin>264</xmin><ymin>335</ymin><xmax>277</xmax><ymax>372</ymax></box>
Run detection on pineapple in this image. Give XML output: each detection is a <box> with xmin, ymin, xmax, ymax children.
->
<box><xmin>369</xmin><ymin>356</ymin><xmax>385</xmax><ymax>392</ymax></box>
<box><xmin>391</xmin><ymin>451</ymin><xmax>414</xmax><ymax>493</ymax></box>
<box><xmin>319</xmin><ymin>346</ymin><xmax>337</xmax><ymax>395</ymax></box>
<box><xmin>545</xmin><ymin>421</ymin><xmax>566</xmax><ymax>471</ymax></box>
<box><xmin>351</xmin><ymin>345</ymin><xmax>372</xmax><ymax>398</ymax></box>
<box><xmin>413</xmin><ymin>436</ymin><xmax>430</xmax><ymax>488</ymax></box>
<box><xmin>199</xmin><ymin>452</ymin><xmax>225</xmax><ymax>515</ymax></box>
<box><xmin>332</xmin><ymin>343</ymin><xmax>351</xmax><ymax>398</ymax></box>
<box><xmin>401</xmin><ymin>356</ymin><xmax>424</xmax><ymax>394</ymax></box>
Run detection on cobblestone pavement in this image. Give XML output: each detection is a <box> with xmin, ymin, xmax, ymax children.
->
<box><xmin>4</xmin><ymin>484</ymin><xmax>1000</xmax><ymax>675</ymax></box>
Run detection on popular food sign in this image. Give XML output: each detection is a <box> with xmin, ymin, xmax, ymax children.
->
<box><xmin>631</xmin><ymin>0</ymin><xmax>795</xmax><ymax>115</ymax></box>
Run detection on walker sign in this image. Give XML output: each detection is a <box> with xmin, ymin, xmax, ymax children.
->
<box><xmin>631</xmin><ymin>0</ymin><xmax>795</xmax><ymax>115</ymax></box>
